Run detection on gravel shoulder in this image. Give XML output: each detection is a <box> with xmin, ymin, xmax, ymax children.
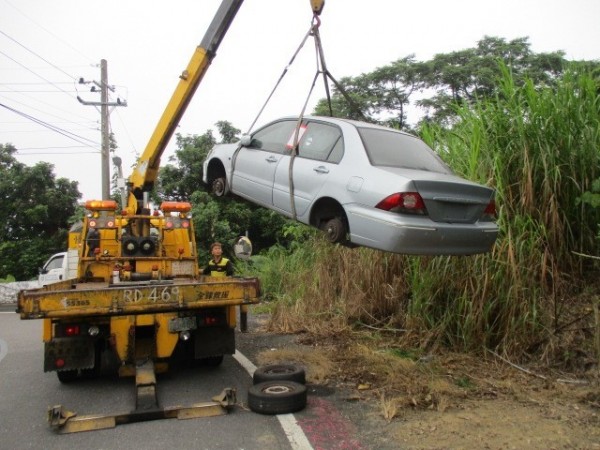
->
<box><xmin>237</xmin><ymin>311</ymin><xmax>600</xmax><ymax>450</ymax></box>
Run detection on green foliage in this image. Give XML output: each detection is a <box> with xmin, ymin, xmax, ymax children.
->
<box><xmin>262</xmin><ymin>65</ymin><xmax>600</xmax><ymax>359</ymax></box>
<box><xmin>0</xmin><ymin>274</ymin><xmax>16</xmax><ymax>283</ymax></box>
<box><xmin>190</xmin><ymin>189</ymin><xmax>293</xmax><ymax>265</ymax></box>
<box><xmin>0</xmin><ymin>144</ymin><xmax>81</xmax><ymax>280</ymax></box>
<box><xmin>581</xmin><ymin>178</ymin><xmax>600</xmax><ymax>243</ymax></box>
<box><xmin>157</xmin><ymin>131</ymin><xmax>217</xmax><ymax>201</ymax></box>
<box><xmin>581</xmin><ymin>179</ymin><xmax>600</xmax><ymax>209</ymax></box>
<box><xmin>315</xmin><ymin>36</ymin><xmax>577</xmax><ymax>128</ymax></box>
<box><xmin>404</xmin><ymin>65</ymin><xmax>600</xmax><ymax>351</ymax></box>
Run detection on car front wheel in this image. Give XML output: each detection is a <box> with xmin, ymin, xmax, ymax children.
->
<box><xmin>211</xmin><ymin>176</ymin><xmax>228</xmax><ymax>197</ymax></box>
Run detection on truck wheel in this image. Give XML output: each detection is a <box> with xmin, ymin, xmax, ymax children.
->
<box><xmin>200</xmin><ymin>355</ymin><xmax>224</xmax><ymax>367</ymax></box>
<box><xmin>57</xmin><ymin>370</ymin><xmax>79</xmax><ymax>383</ymax></box>
<box><xmin>248</xmin><ymin>381</ymin><xmax>307</xmax><ymax>415</ymax></box>
<box><xmin>253</xmin><ymin>364</ymin><xmax>306</xmax><ymax>385</ymax></box>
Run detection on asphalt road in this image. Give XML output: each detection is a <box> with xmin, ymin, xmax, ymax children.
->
<box><xmin>0</xmin><ymin>308</ymin><xmax>295</xmax><ymax>450</ymax></box>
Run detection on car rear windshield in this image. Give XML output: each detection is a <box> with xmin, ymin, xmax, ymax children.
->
<box><xmin>358</xmin><ymin>128</ymin><xmax>451</xmax><ymax>174</ymax></box>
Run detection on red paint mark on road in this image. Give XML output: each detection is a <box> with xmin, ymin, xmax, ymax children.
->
<box><xmin>297</xmin><ymin>397</ymin><xmax>365</xmax><ymax>450</ymax></box>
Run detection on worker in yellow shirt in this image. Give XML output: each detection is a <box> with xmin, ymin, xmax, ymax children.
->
<box><xmin>202</xmin><ymin>242</ymin><xmax>234</xmax><ymax>277</ymax></box>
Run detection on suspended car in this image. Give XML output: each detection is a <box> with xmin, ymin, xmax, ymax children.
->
<box><xmin>203</xmin><ymin>116</ymin><xmax>498</xmax><ymax>256</ymax></box>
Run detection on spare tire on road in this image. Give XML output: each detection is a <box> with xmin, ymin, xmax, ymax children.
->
<box><xmin>253</xmin><ymin>364</ymin><xmax>306</xmax><ymax>385</ymax></box>
<box><xmin>248</xmin><ymin>380</ymin><xmax>307</xmax><ymax>415</ymax></box>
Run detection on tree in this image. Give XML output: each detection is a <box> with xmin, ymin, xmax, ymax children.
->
<box><xmin>314</xmin><ymin>36</ymin><xmax>574</xmax><ymax>127</ymax></box>
<box><xmin>157</xmin><ymin>121</ymin><xmax>241</xmax><ymax>201</ymax></box>
<box><xmin>0</xmin><ymin>144</ymin><xmax>81</xmax><ymax>280</ymax></box>
<box><xmin>157</xmin><ymin>131</ymin><xmax>217</xmax><ymax>201</ymax></box>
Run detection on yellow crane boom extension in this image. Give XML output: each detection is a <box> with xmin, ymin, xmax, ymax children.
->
<box><xmin>126</xmin><ymin>0</ymin><xmax>244</xmax><ymax>214</ymax></box>
<box><xmin>125</xmin><ymin>0</ymin><xmax>324</xmax><ymax>215</ymax></box>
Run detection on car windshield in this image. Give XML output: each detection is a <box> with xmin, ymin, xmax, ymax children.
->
<box><xmin>358</xmin><ymin>128</ymin><xmax>451</xmax><ymax>174</ymax></box>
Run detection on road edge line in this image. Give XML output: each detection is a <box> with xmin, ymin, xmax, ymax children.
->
<box><xmin>233</xmin><ymin>350</ymin><xmax>314</xmax><ymax>450</ymax></box>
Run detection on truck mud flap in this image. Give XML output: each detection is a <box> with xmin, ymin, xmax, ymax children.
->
<box><xmin>194</xmin><ymin>326</ymin><xmax>235</xmax><ymax>359</ymax></box>
<box><xmin>44</xmin><ymin>338</ymin><xmax>95</xmax><ymax>372</ymax></box>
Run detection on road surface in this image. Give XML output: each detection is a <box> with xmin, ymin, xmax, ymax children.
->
<box><xmin>0</xmin><ymin>307</ymin><xmax>297</xmax><ymax>450</ymax></box>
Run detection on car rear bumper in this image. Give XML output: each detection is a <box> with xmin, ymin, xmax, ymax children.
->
<box><xmin>346</xmin><ymin>205</ymin><xmax>499</xmax><ymax>256</ymax></box>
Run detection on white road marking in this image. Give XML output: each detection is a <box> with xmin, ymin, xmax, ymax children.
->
<box><xmin>233</xmin><ymin>350</ymin><xmax>313</xmax><ymax>450</ymax></box>
<box><xmin>0</xmin><ymin>339</ymin><xmax>7</xmax><ymax>363</ymax></box>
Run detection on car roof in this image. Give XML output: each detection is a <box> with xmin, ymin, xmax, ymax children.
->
<box><xmin>275</xmin><ymin>115</ymin><xmax>416</xmax><ymax>138</ymax></box>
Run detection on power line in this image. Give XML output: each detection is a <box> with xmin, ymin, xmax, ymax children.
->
<box><xmin>0</xmin><ymin>101</ymin><xmax>100</xmax><ymax>148</ymax></box>
<box><xmin>0</xmin><ymin>90</ymin><xmax>81</xmax><ymax>93</ymax></box>
<box><xmin>0</xmin><ymin>88</ymin><xmax>96</xmax><ymax>125</ymax></box>
<box><xmin>0</xmin><ymin>50</ymin><xmax>75</xmax><ymax>99</ymax></box>
<box><xmin>0</xmin><ymin>29</ymin><xmax>78</xmax><ymax>81</ymax></box>
<box><xmin>16</xmin><ymin>150</ymin><xmax>100</xmax><ymax>155</ymax></box>
<box><xmin>1</xmin><ymin>82</ymin><xmax>75</xmax><ymax>85</ymax></box>
<box><xmin>2</xmin><ymin>0</ymin><xmax>94</xmax><ymax>63</ymax></box>
<box><xmin>18</xmin><ymin>145</ymin><xmax>95</xmax><ymax>150</ymax></box>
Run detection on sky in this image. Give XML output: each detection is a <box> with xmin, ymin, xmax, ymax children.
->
<box><xmin>1</xmin><ymin>0</ymin><xmax>599</xmax><ymax>200</ymax></box>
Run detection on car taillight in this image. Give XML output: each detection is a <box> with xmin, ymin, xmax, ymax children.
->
<box><xmin>376</xmin><ymin>192</ymin><xmax>427</xmax><ymax>215</ymax></box>
<box><xmin>482</xmin><ymin>200</ymin><xmax>497</xmax><ymax>220</ymax></box>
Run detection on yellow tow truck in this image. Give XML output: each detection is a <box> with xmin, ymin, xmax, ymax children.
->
<box><xmin>16</xmin><ymin>0</ymin><xmax>324</xmax><ymax>433</ymax></box>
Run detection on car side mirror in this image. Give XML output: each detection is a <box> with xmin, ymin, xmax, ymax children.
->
<box><xmin>240</xmin><ymin>135</ymin><xmax>252</xmax><ymax>147</ymax></box>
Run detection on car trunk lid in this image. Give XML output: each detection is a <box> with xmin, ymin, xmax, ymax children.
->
<box><xmin>413</xmin><ymin>179</ymin><xmax>494</xmax><ymax>224</ymax></box>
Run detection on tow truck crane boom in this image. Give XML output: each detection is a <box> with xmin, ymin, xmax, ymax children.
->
<box><xmin>126</xmin><ymin>0</ymin><xmax>325</xmax><ymax>215</ymax></box>
<box><xmin>126</xmin><ymin>0</ymin><xmax>243</xmax><ymax>214</ymax></box>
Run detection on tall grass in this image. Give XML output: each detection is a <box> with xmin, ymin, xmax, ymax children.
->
<box><xmin>255</xmin><ymin>66</ymin><xmax>600</xmax><ymax>359</ymax></box>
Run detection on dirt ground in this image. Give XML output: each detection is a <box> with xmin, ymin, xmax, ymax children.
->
<box><xmin>238</xmin><ymin>314</ymin><xmax>600</xmax><ymax>450</ymax></box>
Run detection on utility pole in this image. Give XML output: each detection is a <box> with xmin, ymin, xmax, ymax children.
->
<box><xmin>78</xmin><ymin>59</ymin><xmax>127</xmax><ymax>200</ymax></box>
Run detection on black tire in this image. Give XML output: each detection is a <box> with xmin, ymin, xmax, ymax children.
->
<box><xmin>321</xmin><ymin>217</ymin><xmax>347</xmax><ymax>243</ymax></box>
<box><xmin>57</xmin><ymin>370</ymin><xmax>79</xmax><ymax>383</ymax></box>
<box><xmin>200</xmin><ymin>355</ymin><xmax>224</xmax><ymax>367</ymax></box>
<box><xmin>253</xmin><ymin>364</ymin><xmax>306</xmax><ymax>385</ymax></box>
<box><xmin>211</xmin><ymin>176</ymin><xmax>228</xmax><ymax>197</ymax></box>
<box><xmin>248</xmin><ymin>381</ymin><xmax>307</xmax><ymax>415</ymax></box>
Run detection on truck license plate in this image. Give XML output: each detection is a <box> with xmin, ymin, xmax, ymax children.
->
<box><xmin>168</xmin><ymin>316</ymin><xmax>197</xmax><ymax>333</ymax></box>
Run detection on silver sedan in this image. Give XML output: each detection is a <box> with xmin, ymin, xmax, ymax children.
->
<box><xmin>203</xmin><ymin>116</ymin><xmax>498</xmax><ymax>255</ymax></box>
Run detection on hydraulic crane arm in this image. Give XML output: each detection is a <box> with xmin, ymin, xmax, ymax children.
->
<box><xmin>126</xmin><ymin>0</ymin><xmax>325</xmax><ymax>215</ymax></box>
<box><xmin>126</xmin><ymin>0</ymin><xmax>244</xmax><ymax>214</ymax></box>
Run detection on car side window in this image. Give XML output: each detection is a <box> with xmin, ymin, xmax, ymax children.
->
<box><xmin>298</xmin><ymin>122</ymin><xmax>343</xmax><ymax>163</ymax></box>
<box><xmin>250</xmin><ymin>120</ymin><xmax>297</xmax><ymax>154</ymax></box>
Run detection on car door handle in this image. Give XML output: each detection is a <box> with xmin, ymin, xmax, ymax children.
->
<box><xmin>313</xmin><ymin>166</ymin><xmax>329</xmax><ymax>174</ymax></box>
<box><xmin>265</xmin><ymin>156</ymin><xmax>278</xmax><ymax>163</ymax></box>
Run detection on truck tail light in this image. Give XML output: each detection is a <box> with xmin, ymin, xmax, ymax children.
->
<box><xmin>197</xmin><ymin>310</ymin><xmax>226</xmax><ymax>327</ymax></box>
<box><xmin>65</xmin><ymin>325</ymin><xmax>80</xmax><ymax>336</ymax></box>
<box><xmin>376</xmin><ymin>192</ymin><xmax>427</xmax><ymax>215</ymax></box>
<box><xmin>56</xmin><ymin>323</ymin><xmax>84</xmax><ymax>337</ymax></box>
